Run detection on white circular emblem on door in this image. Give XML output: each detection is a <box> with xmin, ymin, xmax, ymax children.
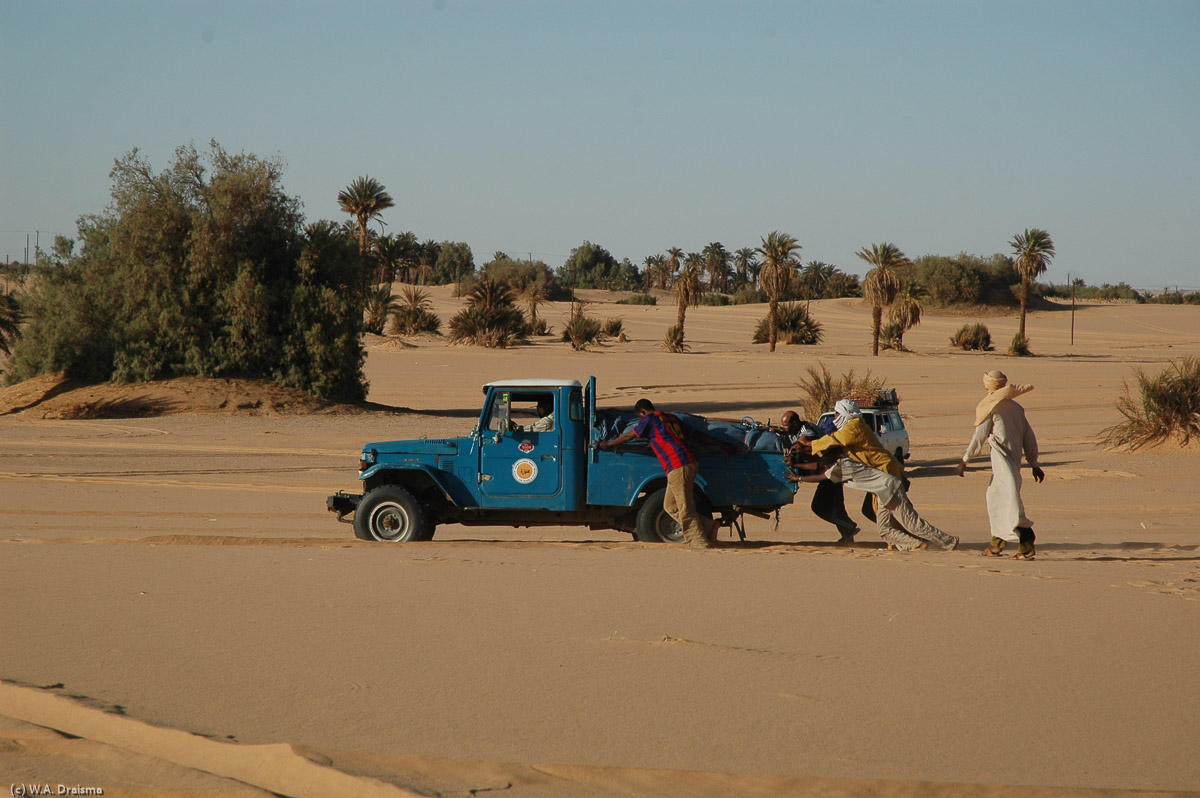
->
<box><xmin>512</xmin><ymin>458</ymin><xmax>538</xmax><ymax>484</ymax></box>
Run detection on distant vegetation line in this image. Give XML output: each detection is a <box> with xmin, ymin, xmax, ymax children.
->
<box><xmin>1</xmin><ymin>141</ymin><xmax>1196</xmax><ymax>393</ymax></box>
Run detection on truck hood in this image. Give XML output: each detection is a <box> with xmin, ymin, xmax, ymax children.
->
<box><xmin>364</xmin><ymin>438</ymin><xmax>460</xmax><ymax>457</ymax></box>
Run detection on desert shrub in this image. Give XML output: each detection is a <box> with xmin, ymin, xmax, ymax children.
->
<box><xmin>879</xmin><ymin>321</ymin><xmax>905</xmax><ymax>351</ymax></box>
<box><xmin>731</xmin><ymin>287</ymin><xmax>767</xmax><ymax>304</ymax></box>
<box><xmin>950</xmin><ymin>323</ymin><xmax>993</xmax><ymax>351</ymax></box>
<box><xmin>752</xmin><ymin>302</ymin><xmax>824</xmax><ymax>345</ymax></box>
<box><xmin>662</xmin><ymin>324</ymin><xmax>686</xmax><ymax>353</ymax></box>
<box><xmin>388</xmin><ymin>286</ymin><xmax>441</xmax><ymax>336</ymax></box>
<box><xmin>559</xmin><ymin>300</ymin><xmax>602</xmax><ymax>350</ymax></box>
<box><xmin>448</xmin><ymin>305</ymin><xmax>526</xmax><ymax>347</ymax></box>
<box><xmin>5</xmin><ymin>145</ymin><xmax>368</xmax><ymax>401</ymax></box>
<box><xmin>528</xmin><ymin>317</ymin><xmax>553</xmax><ymax>336</ymax></box>
<box><xmin>796</xmin><ymin>363</ymin><xmax>886</xmax><ymax>421</ymax></box>
<box><xmin>600</xmin><ymin>317</ymin><xmax>624</xmax><ymax>337</ymax></box>
<box><xmin>700</xmin><ymin>293</ymin><xmax>731</xmax><ymax>306</ymax></box>
<box><xmin>1008</xmin><ymin>333</ymin><xmax>1032</xmax><ymax>356</ymax></box>
<box><xmin>617</xmin><ymin>293</ymin><xmax>657</xmax><ymax>305</ymax></box>
<box><xmin>1098</xmin><ymin>357</ymin><xmax>1200</xmax><ymax>450</ymax></box>
<box><xmin>363</xmin><ymin>286</ymin><xmax>399</xmax><ymax>335</ymax></box>
<box><xmin>447</xmin><ymin>277</ymin><xmax>527</xmax><ymax>347</ymax></box>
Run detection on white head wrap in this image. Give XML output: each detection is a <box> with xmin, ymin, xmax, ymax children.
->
<box><xmin>833</xmin><ymin>399</ymin><xmax>862</xmax><ymax>430</ymax></box>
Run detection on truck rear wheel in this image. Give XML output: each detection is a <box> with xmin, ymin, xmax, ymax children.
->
<box><xmin>634</xmin><ymin>487</ymin><xmax>713</xmax><ymax>543</ymax></box>
<box><xmin>354</xmin><ymin>485</ymin><xmax>434</xmax><ymax>542</ymax></box>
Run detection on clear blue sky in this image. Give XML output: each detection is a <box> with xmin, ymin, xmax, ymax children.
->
<box><xmin>3</xmin><ymin>0</ymin><xmax>1198</xmax><ymax>288</ymax></box>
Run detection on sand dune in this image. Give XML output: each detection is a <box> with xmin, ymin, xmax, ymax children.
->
<box><xmin>2</xmin><ymin>292</ymin><xmax>1198</xmax><ymax>796</ymax></box>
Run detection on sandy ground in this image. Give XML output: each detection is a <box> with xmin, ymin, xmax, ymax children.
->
<box><xmin>2</xmin><ymin>288</ymin><xmax>1199</xmax><ymax>797</ymax></box>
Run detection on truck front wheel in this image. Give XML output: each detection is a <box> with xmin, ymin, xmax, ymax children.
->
<box><xmin>634</xmin><ymin>488</ymin><xmax>713</xmax><ymax>543</ymax></box>
<box><xmin>354</xmin><ymin>485</ymin><xmax>434</xmax><ymax>542</ymax></box>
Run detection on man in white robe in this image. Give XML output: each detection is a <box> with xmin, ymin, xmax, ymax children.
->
<box><xmin>956</xmin><ymin>370</ymin><xmax>1045</xmax><ymax>559</ymax></box>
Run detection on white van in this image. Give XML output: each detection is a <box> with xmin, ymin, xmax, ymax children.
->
<box><xmin>817</xmin><ymin>406</ymin><xmax>910</xmax><ymax>462</ymax></box>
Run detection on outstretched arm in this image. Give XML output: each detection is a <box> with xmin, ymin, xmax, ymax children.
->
<box><xmin>599</xmin><ymin>428</ymin><xmax>638</xmax><ymax>450</ymax></box>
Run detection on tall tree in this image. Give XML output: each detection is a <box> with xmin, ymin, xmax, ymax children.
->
<box><xmin>858</xmin><ymin>242</ymin><xmax>907</xmax><ymax>356</ymax></box>
<box><xmin>1010</xmin><ymin>227</ymin><xmax>1056</xmax><ymax>343</ymax></box>
<box><xmin>372</xmin><ymin>233</ymin><xmax>408</xmax><ymax>286</ymax></box>
<box><xmin>337</xmin><ymin>176</ymin><xmax>394</xmax><ymax>262</ymax></box>
<box><xmin>415</xmin><ymin>239</ymin><xmax>440</xmax><ymax>284</ymax></box>
<box><xmin>703</xmin><ymin>241</ymin><xmax>731</xmax><ymax>293</ymax></box>
<box><xmin>887</xmin><ymin>281</ymin><xmax>924</xmax><ymax>350</ymax></box>
<box><xmin>801</xmin><ymin>261</ymin><xmax>836</xmax><ymax>310</ymax></box>
<box><xmin>757</xmin><ymin>232</ymin><xmax>802</xmax><ymax>352</ymax></box>
<box><xmin>664</xmin><ymin>246</ymin><xmax>684</xmax><ymax>287</ymax></box>
<box><xmin>666</xmin><ymin>255</ymin><xmax>705</xmax><ymax>352</ymax></box>
<box><xmin>733</xmin><ymin>247</ymin><xmax>759</xmax><ymax>291</ymax></box>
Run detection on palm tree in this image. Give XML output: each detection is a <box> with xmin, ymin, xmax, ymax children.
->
<box><xmin>703</xmin><ymin>242</ymin><xmax>731</xmax><ymax>293</ymax></box>
<box><xmin>800</xmin><ymin>261</ymin><xmax>836</xmax><ymax>311</ymax></box>
<box><xmin>858</xmin><ymin>242</ymin><xmax>907</xmax><ymax>356</ymax></box>
<box><xmin>733</xmin><ymin>247</ymin><xmax>759</xmax><ymax>291</ymax></box>
<box><xmin>372</xmin><ymin>233</ymin><xmax>406</xmax><ymax>286</ymax></box>
<box><xmin>415</xmin><ymin>239</ymin><xmax>440</xmax><ymax>285</ymax></box>
<box><xmin>392</xmin><ymin>231</ymin><xmax>419</xmax><ymax>283</ymax></box>
<box><xmin>643</xmin><ymin>253</ymin><xmax>662</xmax><ymax>291</ymax></box>
<box><xmin>519</xmin><ymin>279</ymin><xmax>548</xmax><ymax>333</ymax></box>
<box><xmin>757</xmin><ymin>231</ymin><xmax>802</xmax><ymax>352</ymax></box>
<box><xmin>1010</xmin><ymin>228</ymin><xmax>1056</xmax><ymax>342</ymax></box>
<box><xmin>887</xmin><ymin>281</ymin><xmax>924</xmax><ymax>350</ymax></box>
<box><xmin>666</xmin><ymin>255</ymin><xmax>705</xmax><ymax>352</ymax></box>
<box><xmin>363</xmin><ymin>285</ymin><xmax>399</xmax><ymax>335</ymax></box>
<box><xmin>337</xmin><ymin>176</ymin><xmax>394</xmax><ymax>261</ymax></box>
<box><xmin>664</xmin><ymin>246</ymin><xmax>684</xmax><ymax>288</ymax></box>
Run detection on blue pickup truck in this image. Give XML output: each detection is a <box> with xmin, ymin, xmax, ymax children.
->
<box><xmin>326</xmin><ymin>377</ymin><xmax>797</xmax><ymax>543</ymax></box>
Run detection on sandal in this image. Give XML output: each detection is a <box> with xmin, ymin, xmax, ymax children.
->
<box><xmin>1012</xmin><ymin>547</ymin><xmax>1037</xmax><ymax>560</ymax></box>
<box><xmin>981</xmin><ymin>545</ymin><xmax>1006</xmax><ymax>557</ymax></box>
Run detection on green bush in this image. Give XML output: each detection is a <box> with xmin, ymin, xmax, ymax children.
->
<box><xmin>950</xmin><ymin>323</ymin><xmax>993</xmax><ymax>351</ymax></box>
<box><xmin>447</xmin><ymin>277</ymin><xmax>528</xmax><ymax>347</ymax></box>
<box><xmin>699</xmin><ymin>293</ymin><xmax>731</xmax><ymax>306</ymax></box>
<box><xmin>1008</xmin><ymin>332</ymin><xmax>1032</xmax><ymax>356</ymax></box>
<box><xmin>364</xmin><ymin>286</ymin><xmax>399</xmax><ymax>335</ymax></box>
<box><xmin>1098</xmin><ymin>357</ymin><xmax>1200</xmax><ymax>450</ymax></box>
<box><xmin>617</xmin><ymin>293</ymin><xmax>657</xmax><ymax>305</ymax></box>
<box><xmin>559</xmin><ymin>299</ymin><xmax>602</xmax><ymax>350</ymax></box>
<box><xmin>752</xmin><ymin>302</ymin><xmax>824</xmax><ymax>345</ymax></box>
<box><xmin>5</xmin><ymin>145</ymin><xmax>368</xmax><ymax>401</ymax></box>
<box><xmin>388</xmin><ymin>286</ymin><xmax>441</xmax><ymax>336</ymax></box>
<box><xmin>0</xmin><ymin>292</ymin><xmax>21</xmax><ymax>357</ymax></box>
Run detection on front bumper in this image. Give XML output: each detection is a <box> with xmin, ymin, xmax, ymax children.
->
<box><xmin>326</xmin><ymin>491</ymin><xmax>362</xmax><ymax>523</ymax></box>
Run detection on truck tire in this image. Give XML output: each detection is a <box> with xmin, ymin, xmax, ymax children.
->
<box><xmin>354</xmin><ymin>485</ymin><xmax>434</xmax><ymax>542</ymax></box>
<box><xmin>633</xmin><ymin>487</ymin><xmax>713</xmax><ymax>544</ymax></box>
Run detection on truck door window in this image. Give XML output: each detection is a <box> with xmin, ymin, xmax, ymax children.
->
<box><xmin>568</xmin><ymin>390</ymin><xmax>582</xmax><ymax>422</ymax></box>
<box><xmin>486</xmin><ymin>393</ymin><xmax>511</xmax><ymax>432</ymax></box>
<box><xmin>511</xmin><ymin>393</ymin><xmax>554</xmax><ymax>433</ymax></box>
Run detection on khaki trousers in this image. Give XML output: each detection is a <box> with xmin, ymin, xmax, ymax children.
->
<box><xmin>665</xmin><ymin>463</ymin><xmax>709</xmax><ymax>548</ymax></box>
<box><xmin>877</xmin><ymin>492</ymin><xmax>957</xmax><ymax>551</ymax></box>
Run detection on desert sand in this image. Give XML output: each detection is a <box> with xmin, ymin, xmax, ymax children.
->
<box><xmin>2</xmin><ymin>289</ymin><xmax>1198</xmax><ymax>797</ymax></box>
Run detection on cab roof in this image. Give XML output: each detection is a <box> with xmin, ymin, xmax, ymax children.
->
<box><xmin>483</xmin><ymin>379</ymin><xmax>583</xmax><ymax>392</ymax></box>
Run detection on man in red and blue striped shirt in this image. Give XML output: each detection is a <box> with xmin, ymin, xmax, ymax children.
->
<box><xmin>600</xmin><ymin>398</ymin><xmax>733</xmax><ymax>548</ymax></box>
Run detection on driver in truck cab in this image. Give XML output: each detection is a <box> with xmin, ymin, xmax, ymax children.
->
<box><xmin>512</xmin><ymin>396</ymin><xmax>554</xmax><ymax>433</ymax></box>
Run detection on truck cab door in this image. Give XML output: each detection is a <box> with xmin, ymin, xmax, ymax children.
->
<box><xmin>479</xmin><ymin>390</ymin><xmax>563</xmax><ymax>501</ymax></box>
